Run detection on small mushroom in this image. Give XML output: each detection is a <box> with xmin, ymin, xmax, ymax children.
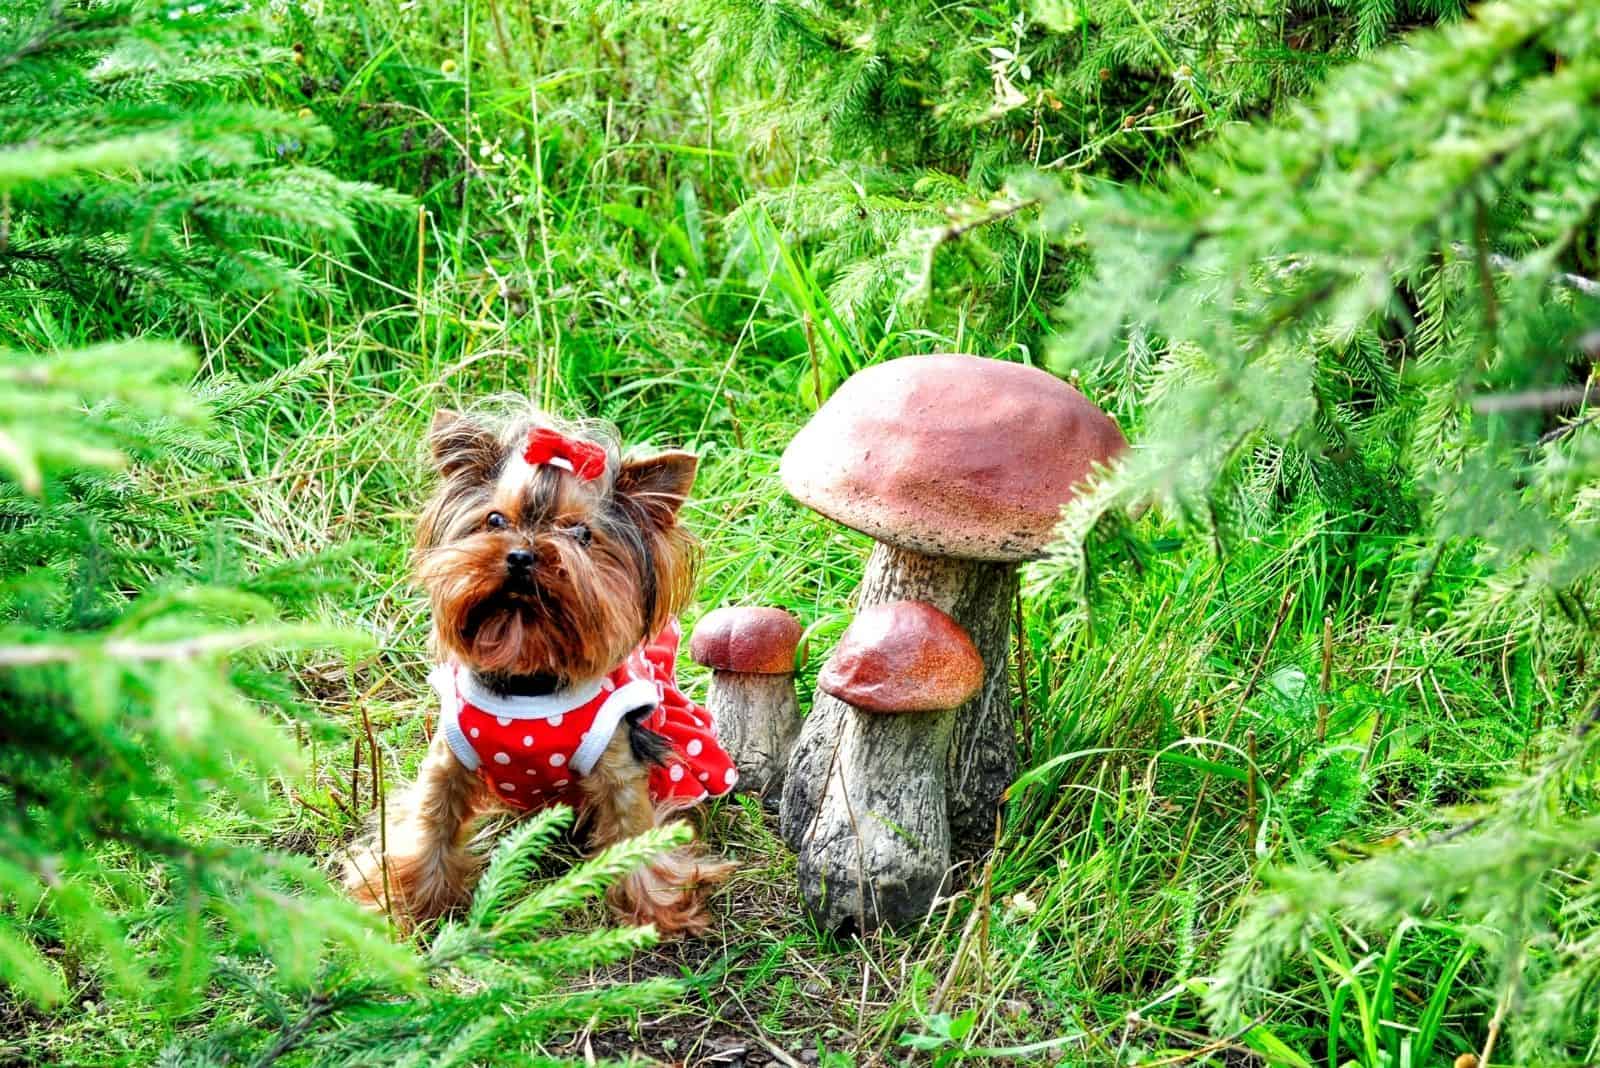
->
<box><xmin>780</xmin><ymin>354</ymin><xmax>1128</xmax><ymax>872</ymax></box>
<box><xmin>690</xmin><ymin>606</ymin><xmax>803</xmax><ymax>803</ymax></box>
<box><xmin>800</xmin><ymin>600</ymin><xmax>983</xmax><ymax>931</ymax></box>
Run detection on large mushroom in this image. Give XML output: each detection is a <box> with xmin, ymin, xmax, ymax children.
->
<box><xmin>690</xmin><ymin>606</ymin><xmax>802</xmax><ymax>803</ymax></box>
<box><xmin>779</xmin><ymin>354</ymin><xmax>1127</xmax><ymax>926</ymax></box>
<box><xmin>802</xmin><ymin>600</ymin><xmax>983</xmax><ymax>930</ymax></box>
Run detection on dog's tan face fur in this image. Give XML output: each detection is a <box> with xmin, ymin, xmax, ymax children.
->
<box><xmin>415</xmin><ymin>409</ymin><xmax>698</xmax><ymax>682</ymax></box>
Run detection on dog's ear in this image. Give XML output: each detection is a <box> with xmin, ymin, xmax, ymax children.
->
<box><xmin>428</xmin><ymin>409</ymin><xmax>501</xmax><ymax>479</ymax></box>
<box><xmin>615</xmin><ymin>450</ymin><xmax>697</xmax><ymax>527</ymax></box>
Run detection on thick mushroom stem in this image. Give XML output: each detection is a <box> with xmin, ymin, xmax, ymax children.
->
<box><xmin>706</xmin><ymin>670</ymin><xmax>799</xmax><ymax>804</ymax></box>
<box><xmin>796</xmin><ymin>704</ymin><xmax>954</xmax><ymax>932</ymax></box>
<box><xmin>781</xmin><ymin>543</ymin><xmax>1017</xmax><ymax>858</ymax></box>
<box><xmin>789</xmin><ymin>598</ymin><xmax>983</xmax><ymax>931</ymax></box>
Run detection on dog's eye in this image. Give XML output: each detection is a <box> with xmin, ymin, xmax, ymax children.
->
<box><xmin>565</xmin><ymin>523</ymin><xmax>592</xmax><ymax>546</ymax></box>
<box><xmin>485</xmin><ymin>511</ymin><xmax>509</xmax><ymax>530</ymax></box>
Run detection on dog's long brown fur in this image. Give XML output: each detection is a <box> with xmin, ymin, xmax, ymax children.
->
<box><xmin>342</xmin><ymin>400</ymin><xmax>731</xmax><ymax>934</ymax></box>
<box><xmin>580</xmin><ymin>734</ymin><xmax>737</xmax><ymax>933</ymax></box>
<box><xmin>344</xmin><ymin>729</ymin><xmax>491</xmax><ymax>920</ymax></box>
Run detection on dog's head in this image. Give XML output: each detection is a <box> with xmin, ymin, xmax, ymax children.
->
<box><xmin>415</xmin><ymin>403</ymin><xmax>698</xmax><ymax>682</ymax></box>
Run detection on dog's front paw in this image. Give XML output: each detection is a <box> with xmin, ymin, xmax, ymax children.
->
<box><xmin>340</xmin><ymin>844</ymin><xmax>398</xmax><ymax>914</ymax></box>
<box><xmin>341</xmin><ymin>840</ymin><xmax>479</xmax><ymax>927</ymax></box>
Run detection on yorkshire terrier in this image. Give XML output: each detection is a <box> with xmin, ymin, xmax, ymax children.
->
<box><xmin>343</xmin><ymin>401</ymin><xmax>737</xmax><ymax>934</ymax></box>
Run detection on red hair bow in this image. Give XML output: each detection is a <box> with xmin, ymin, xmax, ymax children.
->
<box><xmin>523</xmin><ymin>428</ymin><xmax>607</xmax><ymax>481</ymax></box>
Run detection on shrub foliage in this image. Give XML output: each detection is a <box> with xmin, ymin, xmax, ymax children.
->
<box><xmin>1</xmin><ymin>2</ymin><xmax>678</xmax><ymax>1060</ymax></box>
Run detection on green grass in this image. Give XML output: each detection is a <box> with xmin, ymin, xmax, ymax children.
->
<box><xmin>7</xmin><ymin>0</ymin><xmax>1583</xmax><ymax>1063</ymax></box>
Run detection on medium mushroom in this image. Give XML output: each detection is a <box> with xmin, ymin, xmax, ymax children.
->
<box><xmin>779</xmin><ymin>354</ymin><xmax>1127</xmax><ymax>921</ymax></box>
<box><xmin>800</xmin><ymin>600</ymin><xmax>983</xmax><ymax>930</ymax></box>
<box><xmin>690</xmin><ymin>606</ymin><xmax>803</xmax><ymax>803</ymax></box>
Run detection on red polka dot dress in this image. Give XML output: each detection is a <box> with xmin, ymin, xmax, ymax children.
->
<box><xmin>432</xmin><ymin>620</ymin><xmax>739</xmax><ymax>811</ymax></box>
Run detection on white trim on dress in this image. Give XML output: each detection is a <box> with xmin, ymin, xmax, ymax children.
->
<box><xmin>569</xmin><ymin>679</ymin><xmax>658</xmax><ymax>776</ymax></box>
<box><xmin>455</xmin><ymin>668</ymin><xmax>604</xmax><ymax>720</ymax></box>
<box><xmin>429</xmin><ymin>664</ymin><xmax>482</xmax><ymax>770</ymax></box>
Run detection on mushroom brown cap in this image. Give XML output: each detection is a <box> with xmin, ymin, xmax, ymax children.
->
<box><xmin>780</xmin><ymin>354</ymin><xmax>1128</xmax><ymax>561</ymax></box>
<box><xmin>818</xmin><ymin>601</ymin><xmax>984</xmax><ymax>714</ymax></box>
<box><xmin>689</xmin><ymin>606</ymin><xmax>802</xmax><ymax>675</ymax></box>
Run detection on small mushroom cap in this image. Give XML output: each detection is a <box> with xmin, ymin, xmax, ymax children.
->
<box><xmin>690</xmin><ymin>606</ymin><xmax>802</xmax><ymax>675</ymax></box>
<box><xmin>818</xmin><ymin>601</ymin><xmax>984</xmax><ymax>714</ymax></box>
<box><xmin>781</xmin><ymin>354</ymin><xmax>1128</xmax><ymax>562</ymax></box>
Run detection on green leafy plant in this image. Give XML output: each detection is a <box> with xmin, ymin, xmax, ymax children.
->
<box><xmin>1</xmin><ymin>6</ymin><xmax>678</xmax><ymax>1061</ymax></box>
<box><xmin>604</xmin><ymin>0</ymin><xmax>1466</xmax><ymax>351</ymax></box>
<box><xmin>0</xmin><ymin>0</ymin><xmax>403</xmax><ymax>325</ymax></box>
<box><xmin>0</xmin><ymin>0</ymin><xmax>403</xmax><ymax>1012</ymax></box>
<box><xmin>172</xmin><ymin>811</ymin><xmax>688</xmax><ymax>1066</ymax></box>
<box><xmin>1023</xmin><ymin>0</ymin><xmax>1600</xmax><ymax>1059</ymax></box>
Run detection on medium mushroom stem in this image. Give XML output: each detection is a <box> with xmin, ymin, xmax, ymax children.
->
<box><xmin>795</xmin><ymin>703</ymin><xmax>954</xmax><ymax>932</ymax></box>
<box><xmin>709</xmin><ymin>670</ymin><xmax>799</xmax><ymax>804</ymax></box>
<box><xmin>781</xmin><ymin>543</ymin><xmax>1017</xmax><ymax>858</ymax></box>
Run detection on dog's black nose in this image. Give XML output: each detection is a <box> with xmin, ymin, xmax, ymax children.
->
<box><xmin>505</xmin><ymin>548</ymin><xmax>536</xmax><ymax>572</ymax></box>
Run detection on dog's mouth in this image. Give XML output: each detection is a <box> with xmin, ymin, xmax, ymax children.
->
<box><xmin>489</xmin><ymin>566</ymin><xmax>554</xmax><ymax>608</ymax></box>
<box><xmin>459</xmin><ymin>592</ymin><xmax>529</xmax><ymax>645</ymax></box>
<box><xmin>441</xmin><ymin>569</ymin><xmax>618</xmax><ymax>682</ymax></box>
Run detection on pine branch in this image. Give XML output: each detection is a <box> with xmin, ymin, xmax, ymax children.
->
<box><xmin>0</xmin><ymin>622</ymin><xmax>358</xmax><ymax>667</ymax></box>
